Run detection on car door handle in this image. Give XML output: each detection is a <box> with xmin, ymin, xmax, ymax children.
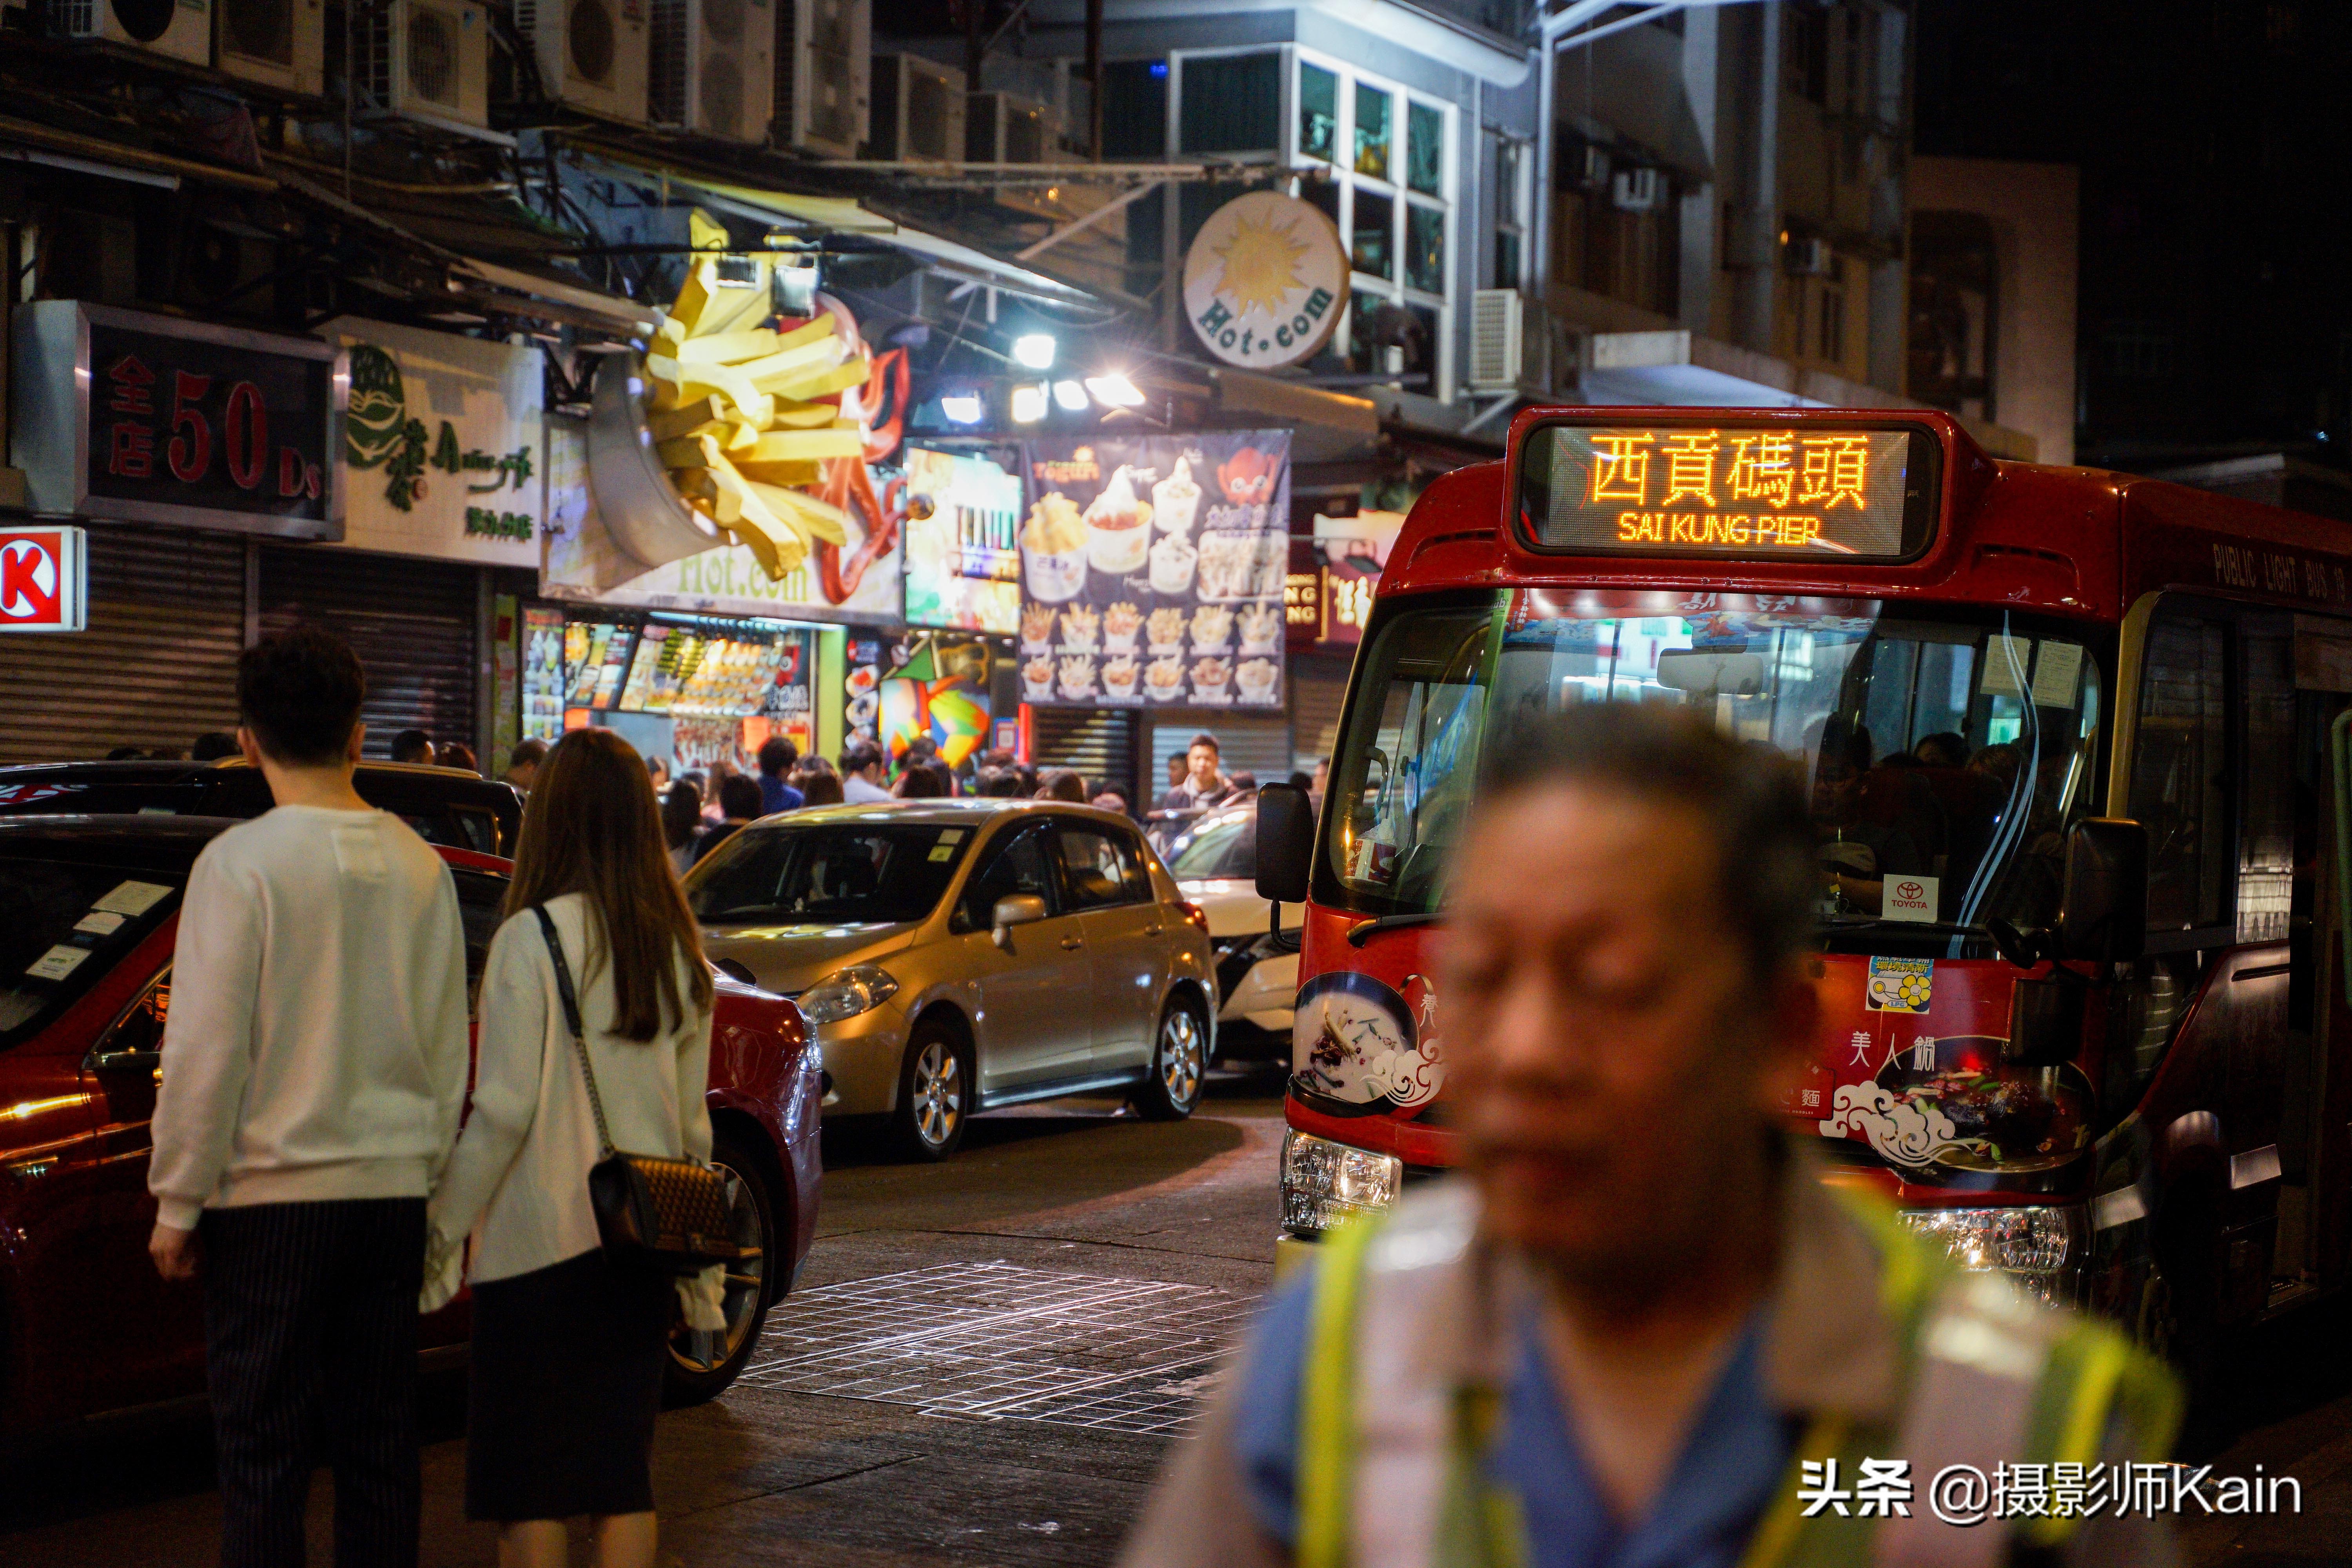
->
<box><xmin>1059</xmin><ymin>936</ymin><xmax>1085</xmax><ymax>950</ymax></box>
<box><xmin>88</xmin><ymin>1049</ymin><xmax>162</xmax><ymax>1074</ymax></box>
<box><xmin>1142</xmin><ymin>923</ymin><xmax>1164</xmax><ymax>936</ymax></box>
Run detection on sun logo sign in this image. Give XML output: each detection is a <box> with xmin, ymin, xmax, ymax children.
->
<box><xmin>0</xmin><ymin>527</ymin><xmax>85</xmax><ymax>633</ymax></box>
<box><xmin>1181</xmin><ymin>192</ymin><xmax>1352</xmax><ymax>372</ymax></box>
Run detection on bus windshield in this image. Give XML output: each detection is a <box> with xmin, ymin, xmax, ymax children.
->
<box><xmin>1321</xmin><ymin>590</ymin><xmax>2105</xmax><ymax>951</ymax></box>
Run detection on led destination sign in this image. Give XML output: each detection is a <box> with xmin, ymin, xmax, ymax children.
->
<box><xmin>1517</xmin><ymin>423</ymin><xmax>1936</xmax><ymax>560</ymax></box>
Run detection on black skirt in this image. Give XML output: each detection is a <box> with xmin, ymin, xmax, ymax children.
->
<box><xmin>466</xmin><ymin>1247</ymin><xmax>672</xmax><ymax>1522</ymax></box>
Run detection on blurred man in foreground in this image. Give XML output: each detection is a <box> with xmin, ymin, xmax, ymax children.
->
<box><xmin>1121</xmin><ymin>705</ymin><xmax>2178</xmax><ymax>1568</ymax></box>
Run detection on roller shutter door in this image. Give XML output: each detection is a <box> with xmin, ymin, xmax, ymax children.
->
<box><xmin>0</xmin><ymin>523</ymin><xmax>246</xmax><ymax>763</ymax></box>
<box><xmin>258</xmin><ymin>546</ymin><xmax>480</xmax><ymax>760</ymax></box>
<box><xmin>1288</xmin><ymin>652</ymin><xmax>1354</xmax><ymax>773</ymax></box>
<box><xmin>1031</xmin><ymin>706</ymin><xmax>1137</xmax><ymax>800</ymax></box>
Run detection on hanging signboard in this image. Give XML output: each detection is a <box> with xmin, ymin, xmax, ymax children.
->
<box><xmin>1020</xmin><ymin>431</ymin><xmax>1290</xmax><ymax>711</ymax></box>
<box><xmin>325</xmin><ymin>318</ymin><xmax>544</xmax><ymax>565</ymax></box>
<box><xmin>11</xmin><ymin>300</ymin><xmax>344</xmax><ymax>539</ymax></box>
<box><xmin>544</xmin><ymin>418</ymin><xmax>906</xmax><ymax>628</ymax></box>
<box><xmin>1181</xmin><ymin>192</ymin><xmax>1350</xmax><ymax>372</ymax></box>
<box><xmin>0</xmin><ymin>525</ymin><xmax>87</xmax><ymax>633</ymax></box>
<box><xmin>903</xmin><ymin>445</ymin><xmax>1022</xmax><ymax>635</ymax></box>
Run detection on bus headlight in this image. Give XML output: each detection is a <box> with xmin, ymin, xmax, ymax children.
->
<box><xmin>1281</xmin><ymin>1131</ymin><xmax>1401</xmax><ymax>1238</ymax></box>
<box><xmin>1898</xmin><ymin>1204</ymin><xmax>2086</xmax><ymax>1305</ymax></box>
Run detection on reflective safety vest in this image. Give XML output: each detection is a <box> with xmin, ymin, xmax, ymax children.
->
<box><xmin>1294</xmin><ymin>1187</ymin><xmax>2181</xmax><ymax>1568</ymax></box>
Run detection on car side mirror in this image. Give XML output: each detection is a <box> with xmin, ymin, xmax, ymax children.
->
<box><xmin>2058</xmin><ymin>818</ymin><xmax>2147</xmax><ymax>963</ymax></box>
<box><xmin>1256</xmin><ymin>782</ymin><xmax>1314</xmax><ymax>907</ymax></box>
<box><xmin>991</xmin><ymin>893</ymin><xmax>1048</xmax><ymax>952</ymax></box>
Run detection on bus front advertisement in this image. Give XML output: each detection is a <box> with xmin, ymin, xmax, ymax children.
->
<box><xmin>1269</xmin><ymin>405</ymin><xmax>2352</xmax><ymax>1386</ymax></box>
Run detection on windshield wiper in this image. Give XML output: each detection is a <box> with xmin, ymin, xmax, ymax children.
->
<box><xmin>1346</xmin><ymin>911</ymin><xmax>1443</xmax><ymax>947</ymax></box>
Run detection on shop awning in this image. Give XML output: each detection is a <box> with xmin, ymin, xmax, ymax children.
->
<box><xmin>579</xmin><ymin>151</ymin><xmax>1097</xmax><ymax>306</ymax></box>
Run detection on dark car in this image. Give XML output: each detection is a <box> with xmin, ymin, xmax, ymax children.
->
<box><xmin>0</xmin><ymin>759</ymin><xmax>523</xmax><ymax>858</ymax></box>
<box><xmin>0</xmin><ymin>815</ymin><xmax>818</xmax><ymax>1437</ymax></box>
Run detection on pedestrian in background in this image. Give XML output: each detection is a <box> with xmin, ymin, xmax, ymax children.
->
<box><xmin>840</xmin><ymin>740</ymin><xmax>891</xmax><ymax>803</ymax></box>
<box><xmin>423</xmin><ymin>728</ymin><xmax>722</xmax><ymax>1568</ymax></box>
<box><xmin>1118</xmin><ymin>705</ymin><xmax>2178</xmax><ymax>1568</ymax></box>
<box><xmin>149</xmin><ymin>626</ymin><xmax>470</xmax><ymax>1568</ymax></box>
<box><xmin>439</xmin><ymin>742</ymin><xmax>479</xmax><ymax>777</ymax></box>
<box><xmin>893</xmin><ymin>763</ymin><xmax>946</xmax><ymax>800</ymax></box>
<box><xmin>646</xmin><ymin>754</ymin><xmax>671</xmax><ymax>792</ymax></box>
<box><xmin>1036</xmin><ymin>768</ymin><xmax>1087</xmax><ymax>803</ymax></box>
<box><xmin>192</xmin><ymin>731</ymin><xmax>239</xmax><ymax>762</ymax></box>
<box><xmin>391</xmin><ymin>729</ymin><xmax>435</xmax><ymax>765</ymax></box>
<box><xmin>695</xmin><ymin>774</ymin><xmax>765</xmax><ymax>863</ymax></box>
<box><xmin>502</xmin><ymin>739</ymin><xmax>548</xmax><ymax>797</ymax></box>
<box><xmin>1159</xmin><ymin>733</ymin><xmax>1233</xmax><ymax>811</ymax></box>
<box><xmin>661</xmin><ymin>779</ymin><xmax>703</xmax><ymax>876</ymax></box>
<box><xmin>1092</xmin><ymin>784</ymin><xmax>1133</xmax><ymax>817</ymax></box>
<box><xmin>702</xmin><ymin>758</ymin><xmax>738</xmax><ymax>824</ymax></box>
<box><xmin>756</xmin><ymin>736</ymin><xmax>804</xmax><ymax>815</ymax></box>
<box><xmin>791</xmin><ymin>755</ymin><xmax>843</xmax><ymax>807</ymax></box>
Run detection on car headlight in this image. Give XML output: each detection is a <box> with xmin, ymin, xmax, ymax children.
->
<box><xmin>1281</xmin><ymin>1130</ymin><xmax>1401</xmax><ymax>1238</ymax></box>
<box><xmin>1898</xmin><ymin>1205</ymin><xmax>2085</xmax><ymax>1305</ymax></box>
<box><xmin>796</xmin><ymin>964</ymin><xmax>900</xmax><ymax>1027</ymax></box>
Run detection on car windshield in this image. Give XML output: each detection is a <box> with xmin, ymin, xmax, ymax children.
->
<box><xmin>0</xmin><ymin>855</ymin><xmax>186</xmax><ymax>1047</ymax></box>
<box><xmin>1167</xmin><ymin>811</ymin><xmax>1256</xmax><ymax>880</ymax></box>
<box><xmin>689</xmin><ymin>821</ymin><xmax>976</xmax><ymax>926</ymax></box>
<box><xmin>1321</xmin><ymin>590</ymin><xmax>2105</xmax><ymax>954</ymax></box>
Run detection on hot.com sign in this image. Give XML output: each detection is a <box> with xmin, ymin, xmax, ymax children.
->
<box><xmin>0</xmin><ymin>526</ymin><xmax>87</xmax><ymax>633</ymax></box>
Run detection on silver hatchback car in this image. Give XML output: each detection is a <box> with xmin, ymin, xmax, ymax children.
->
<box><xmin>683</xmin><ymin>800</ymin><xmax>1219</xmax><ymax>1159</ymax></box>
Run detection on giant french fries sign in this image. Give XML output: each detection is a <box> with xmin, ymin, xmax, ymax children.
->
<box><xmin>569</xmin><ymin>211</ymin><xmax>909</xmax><ymax>622</ymax></box>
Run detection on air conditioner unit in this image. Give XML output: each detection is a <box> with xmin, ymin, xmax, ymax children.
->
<box><xmin>216</xmin><ymin>0</ymin><xmax>323</xmax><ymax>94</ymax></box>
<box><xmin>356</xmin><ymin>0</ymin><xmax>492</xmax><ymax>134</ymax></box>
<box><xmin>775</xmin><ymin>0</ymin><xmax>868</xmax><ymax>158</ymax></box>
<box><xmin>1783</xmin><ymin>235</ymin><xmax>1833</xmax><ymax>276</ymax></box>
<box><xmin>515</xmin><ymin>0</ymin><xmax>648</xmax><ymax>125</ymax></box>
<box><xmin>866</xmin><ymin>53</ymin><xmax>963</xmax><ymax>166</ymax></box>
<box><xmin>1610</xmin><ymin>166</ymin><xmax>1662</xmax><ymax>212</ymax></box>
<box><xmin>57</xmin><ymin>0</ymin><xmax>212</xmax><ymax>65</ymax></box>
<box><xmin>650</xmin><ymin>0</ymin><xmax>772</xmax><ymax>142</ymax></box>
<box><xmin>967</xmin><ymin>90</ymin><xmax>1054</xmax><ymax>167</ymax></box>
<box><xmin>1468</xmin><ymin>288</ymin><xmax>1523</xmax><ymax>392</ymax></box>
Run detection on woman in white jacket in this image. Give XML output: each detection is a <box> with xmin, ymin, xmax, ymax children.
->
<box><xmin>425</xmin><ymin>728</ymin><xmax>722</xmax><ymax>1568</ymax></box>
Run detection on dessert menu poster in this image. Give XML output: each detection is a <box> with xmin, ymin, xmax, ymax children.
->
<box><xmin>1018</xmin><ymin>430</ymin><xmax>1291</xmax><ymax>710</ymax></box>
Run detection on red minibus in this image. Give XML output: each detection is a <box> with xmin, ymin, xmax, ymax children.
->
<box><xmin>1255</xmin><ymin>405</ymin><xmax>2352</xmax><ymax>1385</ymax></box>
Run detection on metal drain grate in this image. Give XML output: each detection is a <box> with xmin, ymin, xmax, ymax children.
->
<box><xmin>737</xmin><ymin>1263</ymin><xmax>1253</xmax><ymax>1436</ymax></box>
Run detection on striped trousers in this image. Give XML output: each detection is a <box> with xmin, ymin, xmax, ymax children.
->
<box><xmin>199</xmin><ymin>1198</ymin><xmax>427</xmax><ymax>1568</ymax></box>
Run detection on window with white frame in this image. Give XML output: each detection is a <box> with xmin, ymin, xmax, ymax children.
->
<box><xmin>1163</xmin><ymin>47</ymin><xmax>1456</xmax><ymax>400</ymax></box>
<box><xmin>1490</xmin><ymin>134</ymin><xmax>1530</xmax><ymax>292</ymax></box>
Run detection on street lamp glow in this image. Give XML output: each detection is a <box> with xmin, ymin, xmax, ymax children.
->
<box><xmin>1012</xmin><ymin>334</ymin><xmax>1057</xmax><ymax>370</ymax></box>
<box><xmin>1084</xmin><ymin>373</ymin><xmax>1146</xmax><ymax>407</ymax></box>
<box><xmin>1010</xmin><ymin>383</ymin><xmax>1049</xmax><ymax>423</ymax></box>
<box><xmin>1053</xmin><ymin>379</ymin><xmax>1089</xmax><ymax>412</ymax></box>
<box><xmin>940</xmin><ymin>393</ymin><xmax>985</xmax><ymax>425</ymax></box>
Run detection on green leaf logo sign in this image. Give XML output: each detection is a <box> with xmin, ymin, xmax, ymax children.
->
<box><xmin>345</xmin><ymin>342</ymin><xmax>429</xmax><ymax>512</ymax></box>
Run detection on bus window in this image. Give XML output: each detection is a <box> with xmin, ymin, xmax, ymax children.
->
<box><xmin>2129</xmin><ymin>611</ymin><xmax>2231</xmax><ymax>938</ymax></box>
<box><xmin>1321</xmin><ymin>590</ymin><xmax>2106</xmax><ymax>949</ymax></box>
<box><xmin>2239</xmin><ymin>623</ymin><xmax>2296</xmax><ymax>944</ymax></box>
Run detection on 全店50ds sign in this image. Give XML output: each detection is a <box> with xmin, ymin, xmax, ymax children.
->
<box><xmin>0</xmin><ymin>526</ymin><xmax>87</xmax><ymax>633</ymax></box>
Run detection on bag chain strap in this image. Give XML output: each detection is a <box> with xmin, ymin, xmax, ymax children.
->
<box><xmin>534</xmin><ymin>906</ymin><xmax>619</xmax><ymax>1162</ymax></box>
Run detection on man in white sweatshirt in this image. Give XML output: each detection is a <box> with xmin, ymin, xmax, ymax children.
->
<box><xmin>147</xmin><ymin>626</ymin><xmax>470</xmax><ymax>1568</ymax></box>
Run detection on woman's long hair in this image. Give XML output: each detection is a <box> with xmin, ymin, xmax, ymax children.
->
<box><xmin>505</xmin><ymin>728</ymin><xmax>714</xmax><ymax>1041</ymax></box>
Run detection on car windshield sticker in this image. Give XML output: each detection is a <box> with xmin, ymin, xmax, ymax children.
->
<box><xmin>938</xmin><ymin>829</ymin><xmax>967</xmax><ymax>842</ymax></box>
<box><xmin>91</xmin><ymin>880</ymin><xmax>172</xmax><ymax>916</ymax></box>
<box><xmin>73</xmin><ymin>911</ymin><xmax>127</xmax><ymax>936</ymax></box>
<box><xmin>928</xmin><ymin>844</ymin><xmax>956</xmax><ymax>862</ymax></box>
<box><xmin>26</xmin><ymin>946</ymin><xmax>91</xmax><ymax>982</ymax></box>
<box><xmin>1978</xmin><ymin>635</ymin><xmax>2032</xmax><ymax>697</ymax></box>
<box><xmin>2031</xmin><ymin>641</ymin><xmax>2084</xmax><ymax>707</ymax></box>
<box><xmin>1867</xmin><ymin>956</ymin><xmax>1932</xmax><ymax>1013</ymax></box>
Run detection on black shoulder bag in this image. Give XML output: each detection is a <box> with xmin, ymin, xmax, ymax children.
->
<box><xmin>533</xmin><ymin>906</ymin><xmax>733</xmax><ymax>1275</ymax></box>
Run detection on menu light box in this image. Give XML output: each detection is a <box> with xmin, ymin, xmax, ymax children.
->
<box><xmin>1516</xmin><ymin>423</ymin><xmax>1938</xmax><ymax>561</ymax></box>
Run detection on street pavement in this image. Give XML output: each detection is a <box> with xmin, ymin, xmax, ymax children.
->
<box><xmin>6</xmin><ymin>1064</ymin><xmax>2352</xmax><ymax>1565</ymax></box>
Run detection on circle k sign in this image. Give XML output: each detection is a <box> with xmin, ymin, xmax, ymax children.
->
<box><xmin>1181</xmin><ymin>192</ymin><xmax>1351</xmax><ymax>372</ymax></box>
<box><xmin>0</xmin><ymin>526</ymin><xmax>87</xmax><ymax>633</ymax></box>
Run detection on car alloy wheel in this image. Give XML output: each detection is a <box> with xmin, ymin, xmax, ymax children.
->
<box><xmin>663</xmin><ymin>1133</ymin><xmax>775</xmax><ymax>1405</ymax></box>
<box><xmin>909</xmin><ymin>1036</ymin><xmax>965</xmax><ymax>1154</ymax></box>
<box><xmin>1137</xmin><ymin>998</ymin><xmax>1206</xmax><ymax>1120</ymax></box>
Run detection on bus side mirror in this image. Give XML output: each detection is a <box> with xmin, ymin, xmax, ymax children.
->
<box><xmin>1256</xmin><ymin>782</ymin><xmax>1315</xmax><ymax>906</ymax></box>
<box><xmin>2059</xmin><ymin>818</ymin><xmax>2147</xmax><ymax>964</ymax></box>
